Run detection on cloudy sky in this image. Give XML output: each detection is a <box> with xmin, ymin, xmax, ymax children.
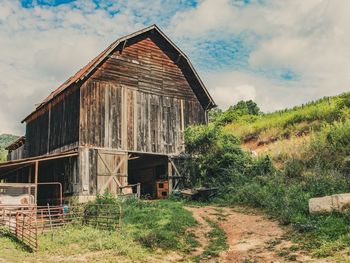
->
<box><xmin>0</xmin><ymin>0</ymin><xmax>349</xmax><ymax>135</ymax></box>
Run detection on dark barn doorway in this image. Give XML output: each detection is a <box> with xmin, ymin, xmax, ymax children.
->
<box><xmin>128</xmin><ymin>154</ymin><xmax>168</xmax><ymax>199</ymax></box>
<box><xmin>37</xmin><ymin>156</ymin><xmax>78</xmax><ymax>206</ymax></box>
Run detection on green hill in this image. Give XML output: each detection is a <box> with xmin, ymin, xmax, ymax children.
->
<box><xmin>216</xmin><ymin>92</ymin><xmax>350</xmax><ymax>167</ymax></box>
<box><xmin>184</xmin><ymin>92</ymin><xmax>350</xmax><ymax>259</ymax></box>
<box><xmin>0</xmin><ymin>134</ymin><xmax>20</xmax><ymax>162</ymax></box>
<box><xmin>224</xmin><ymin>92</ymin><xmax>350</xmax><ymax>141</ymax></box>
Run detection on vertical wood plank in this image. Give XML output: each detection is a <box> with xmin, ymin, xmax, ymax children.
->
<box><xmin>34</xmin><ymin>161</ymin><xmax>38</xmax><ymax>204</ymax></box>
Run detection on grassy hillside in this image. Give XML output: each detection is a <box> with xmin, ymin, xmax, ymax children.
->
<box><xmin>225</xmin><ymin>92</ymin><xmax>350</xmax><ymax>141</ymax></box>
<box><xmin>184</xmin><ymin>92</ymin><xmax>350</xmax><ymax>260</ymax></box>
<box><xmin>221</xmin><ymin>92</ymin><xmax>350</xmax><ymax>167</ymax></box>
<box><xmin>0</xmin><ymin>134</ymin><xmax>19</xmax><ymax>162</ymax></box>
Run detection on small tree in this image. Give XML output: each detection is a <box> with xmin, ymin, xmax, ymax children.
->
<box><xmin>214</xmin><ymin>100</ymin><xmax>261</xmax><ymax>126</ymax></box>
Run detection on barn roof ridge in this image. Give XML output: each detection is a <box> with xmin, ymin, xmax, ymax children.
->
<box><xmin>22</xmin><ymin>24</ymin><xmax>216</xmax><ymax>123</ymax></box>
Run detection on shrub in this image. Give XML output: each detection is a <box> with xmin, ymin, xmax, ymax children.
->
<box><xmin>184</xmin><ymin>124</ymin><xmax>251</xmax><ymax>187</ymax></box>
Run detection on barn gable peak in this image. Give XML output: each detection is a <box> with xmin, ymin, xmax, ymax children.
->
<box><xmin>22</xmin><ymin>24</ymin><xmax>216</xmax><ymax>123</ymax></box>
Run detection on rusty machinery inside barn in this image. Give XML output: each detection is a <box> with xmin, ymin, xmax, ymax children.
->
<box><xmin>0</xmin><ymin>25</ymin><xmax>215</xmax><ymax>207</ymax></box>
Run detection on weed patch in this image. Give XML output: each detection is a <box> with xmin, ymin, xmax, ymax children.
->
<box><xmin>194</xmin><ymin>218</ymin><xmax>228</xmax><ymax>261</ymax></box>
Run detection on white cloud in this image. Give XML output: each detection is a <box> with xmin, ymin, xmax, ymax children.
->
<box><xmin>1</xmin><ymin>0</ymin><xmax>350</xmax><ymax>135</ymax></box>
<box><xmin>171</xmin><ymin>0</ymin><xmax>350</xmax><ymax>110</ymax></box>
<box><xmin>0</xmin><ymin>0</ymin><xmax>141</xmax><ymax>135</ymax></box>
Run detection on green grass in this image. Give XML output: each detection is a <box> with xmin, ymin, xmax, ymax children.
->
<box><xmin>193</xmin><ymin>218</ymin><xmax>228</xmax><ymax>262</ymax></box>
<box><xmin>224</xmin><ymin>92</ymin><xmax>350</xmax><ymax>142</ymax></box>
<box><xmin>0</xmin><ymin>199</ymin><xmax>198</xmax><ymax>262</ymax></box>
<box><xmin>203</xmin><ymin>219</ymin><xmax>228</xmax><ymax>257</ymax></box>
<box><xmin>121</xmin><ymin>199</ymin><xmax>198</xmax><ymax>251</ymax></box>
<box><xmin>0</xmin><ymin>225</ymin><xmax>148</xmax><ymax>262</ymax></box>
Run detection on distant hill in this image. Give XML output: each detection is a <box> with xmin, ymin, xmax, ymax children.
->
<box><xmin>0</xmin><ymin>134</ymin><xmax>20</xmax><ymax>162</ymax></box>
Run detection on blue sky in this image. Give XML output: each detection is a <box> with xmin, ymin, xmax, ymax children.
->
<box><xmin>0</xmin><ymin>0</ymin><xmax>349</xmax><ymax>134</ymax></box>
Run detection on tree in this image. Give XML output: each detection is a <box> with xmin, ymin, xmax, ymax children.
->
<box><xmin>246</xmin><ymin>100</ymin><xmax>260</xmax><ymax>115</ymax></box>
<box><xmin>213</xmin><ymin>100</ymin><xmax>261</xmax><ymax>126</ymax></box>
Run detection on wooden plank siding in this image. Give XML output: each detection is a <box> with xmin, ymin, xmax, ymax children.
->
<box><xmin>79</xmin><ymin>37</ymin><xmax>206</xmax><ymax>155</ymax></box>
<box><xmin>25</xmin><ymin>87</ymin><xmax>80</xmax><ymax>157</ymax></box>
<box><xmin>24</xmin><ymin>36</ymin><xmax>206</xmax><ymax>158</ymax></box>
<box><xmin>80</xmin><ymin>82</ymin><xmax>204</xmax><ymax>155</ymax></box>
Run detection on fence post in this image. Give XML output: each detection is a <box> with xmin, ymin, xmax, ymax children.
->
<box><xmin>35</xmin><ymin>209</ymin><xmax>38</xmax><ymax>252</ymax></box>
<box><xmin>21</xmin><ymin>213</ymin><xmax>24</xmax><ymax>241</ymax></box>
<box><xmin>2</xmin><ymin>209</ymin><xmax>4</xmax><ymax>226</ymax></box>
<box><xmin>15</xmin><ymin>212</ymin><xmax>18</xmax><ymax>237</ymax></box>
<box><xmin>137</xmin><ymin>183</ymin><xmax>141</xmax><ymax>199</ymax></box>
<box><xmin>47</xmin><ymin>203</ymin><xmax>53</xmax><ymax>240</ymax></box>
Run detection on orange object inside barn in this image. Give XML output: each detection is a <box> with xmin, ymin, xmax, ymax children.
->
<box><xmin>156</xmin><ymin>180</ymin><xmax>169</xmax><ymax>199</ymax></box>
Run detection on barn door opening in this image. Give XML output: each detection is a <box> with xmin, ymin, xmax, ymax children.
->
<box><xmin>128</xmin><ymin>153</ymin><xmax>168</xmax><ymax>199</ymax></box>
<box><xmin>96</xmin><ymin>151</ymin><xmax>128</xmax><ymax>195</ymax></box>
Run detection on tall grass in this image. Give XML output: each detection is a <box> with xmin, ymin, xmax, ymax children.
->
<box><xmin>224</xmin><ymin>93</ymin><xmax>350</xmax><ymax>141</ymax></box>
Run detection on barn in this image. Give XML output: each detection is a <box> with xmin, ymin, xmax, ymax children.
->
<box><xmin>0</xmin><ymin>25</ymin><xmax>215</xmax><ymax>205</ymax></box>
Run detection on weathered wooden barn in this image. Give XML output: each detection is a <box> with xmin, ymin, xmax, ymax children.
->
<box><xmin>0</xmin><ymin>25</ymin><xmax>215</xmax><ymax>204</ymax></box>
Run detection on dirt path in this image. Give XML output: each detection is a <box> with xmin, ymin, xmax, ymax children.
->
<box><xmin>185</xmin><ymin>206</ymin><xmax>330</xmax><ymax>263</ymax></box>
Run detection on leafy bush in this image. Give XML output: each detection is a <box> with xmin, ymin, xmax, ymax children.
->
<box><xmin>184</xmin><ymin>124</ymin><xmax>253</xmax><ymax>187</ymax></box>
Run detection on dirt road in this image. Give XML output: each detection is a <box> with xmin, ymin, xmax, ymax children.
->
<box><xmin>185</xmin><ymin>206</ymin><xmax>329</xmax><ymax>263</ymax></box>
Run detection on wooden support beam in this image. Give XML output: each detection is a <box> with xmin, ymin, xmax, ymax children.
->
<box><xmin>175</xmin><ymin>54</ymin><xmax>182</xmax><ymax>64</ymax></box>
<box><xmin>121</xmin><ymin>86</ymin><xmax>128</xmax><ymax>150</ymax></box>
<box><xmin>120</xmin><ymin>40</ymin><xmax>127</xmax><ymax>54</ymax></box>
<box><xmin>28</xmin><ymin>167</ymin><xmax>32</xmax><ymax>184</ymax></box>
<box><xmin>169</xmin><ymin>159</ymin><xmax>182</xmax><ymax>178</ymax></box>
<box><xmin>168</xmin><ymin>159</ymin><xmax>173</xmax><ymax>193</ymax></box>
<box><xmin>34</xmin><ymin>161</ymin><xmax>38</xmax><ymax>205</ymax></box>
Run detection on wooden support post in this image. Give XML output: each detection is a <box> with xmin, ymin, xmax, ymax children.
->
<box><xmin>121</xmin><ymin>86</ymin><xmax>128</xmax><ymax>150</ymax></box>
<box><xmin>168</xmin><ymin>159</ymin><xmax>173</xmax><ymax>194</ymax></box>
<box><xmin>34</xmin><ymin>161</ymin><xmax>38</xmax><ymax>205</ymax></box>
<box><xmin>28</xmin><ymin>167</ymin><xmax>32</xmax><ymax>183</ymax></box>
<box><xmin>180</xmin><ymin>100</ymin><xmax>185</xmax><ymax>151</ymax></box>
<box><xmin>137</xmin><ymin>183</ymin><xmax>141</xmax><ymax>199</ymax></box>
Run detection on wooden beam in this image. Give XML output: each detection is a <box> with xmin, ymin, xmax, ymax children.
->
<box><xmin>28</xmin><ymin>166</ymin><xmax>32</xmax><ymax>183</ymax></box>
<box><xmin>121</xmin><ymin>86</ymin><xmax>128</xmax><ymax>150</ymax></box>
<box><xmin>34</xmin><ymin>161</ymin><xmax>38</xmax><ymax>205</ymax></box>
<box><xmin>120</xmin><ymin>40</ymin><xmax>127</xmax><ymax>54</ymax></box>
<box><xmin>0</xmin><ymin>151</ymin><xmax>78</xmax><ymax>169</ymax></box>
<box><xmin>0</xmin><ymin>183</ymin><xmax>35</xmax><ymax>187</ymax></box>
<box><xmin>169</xmin><ymin>159</ymin><xmax>182</xmax><ymax>178</ymax></box>
<box><xmin>168</xmin><ymin>159</ymin><xmax>173</xmax><ymax>193</ymax></box>
<box><xmin>175</xmin><ymin>54</ymin><xmax>182</xmax><ymax>64</ymax></box>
